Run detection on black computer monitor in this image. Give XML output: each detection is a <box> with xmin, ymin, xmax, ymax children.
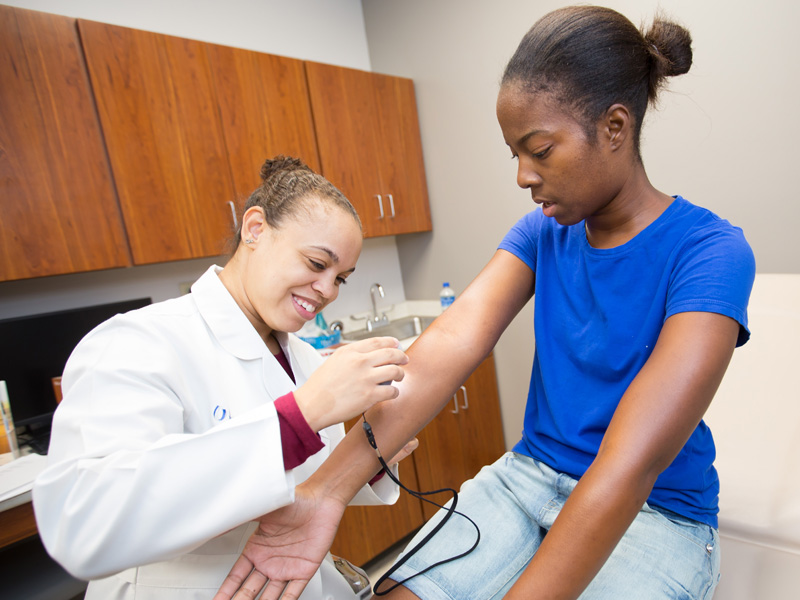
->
<box><xmin>0</xmin><ymin>298</ymin><xmax>152</xmax><ymax>434</ymax></box>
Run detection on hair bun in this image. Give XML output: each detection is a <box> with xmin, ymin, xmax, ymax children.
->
<box><xmin>646</xmin><ymin>18</ymin><xmax>693</xmax><ymax>78</ymax></box>
<box><xmin>260</xmin><ymin>155</ymin><xmax>312</xmax><ymax>182</ymax></box>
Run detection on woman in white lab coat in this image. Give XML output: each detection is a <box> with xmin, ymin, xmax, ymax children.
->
<box><xmin>32</xmin><ymin>156</ymin><xmax>411</xmax><ymax>600</ymax></box>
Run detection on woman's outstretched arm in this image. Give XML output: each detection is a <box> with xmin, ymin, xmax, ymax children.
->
<box><xmin>214</xmin><ymin>250</ymin><xmax>535</xmax><ymax>600</ymax></box>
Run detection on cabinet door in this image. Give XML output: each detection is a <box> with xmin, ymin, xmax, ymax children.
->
<box><xmin>304</xmin><ymin>62</ymin><xmax>384</xmax><ymax>236</ymax></box>
<box><xmin>305</xmin><ymin>62</ymin><xmax>432</xmax><ymax>238</ymax></box>
<box><xmin>79</xmin><ymin>20</ymin><xmax>236</xmax><ymax>264</ymax></box>
<box><xmin>454</xmin><ymin>353</ymin><xmax>506</xmax><ymax>481</ymax></box>
<box><xmin>371</xmin><ymin>73</ymin><xmax>432</xmax><ymax>236</ymax></box>
<box><xmin>413</xmin><ymin>354</ymin><xmax>506</xmax><ymax>520</ymax></box>
<box><xmin>0</xmin><ymin>7</ymin><xmax>129</xmax><ymax>281</ymax></box>
<box><xmin>329</xmin><ymin>419</ymin><xmax>425</xmax><ymax>566</ymax></box>
<box><xmin>207</xmin><ymin>44</ymin><xmax>321</xmax><ymax>204</ymax></box>
<box><xmin>412</xmin><ymin>388</ymin><xmax>472</xmax><ymax>520</ymax></box>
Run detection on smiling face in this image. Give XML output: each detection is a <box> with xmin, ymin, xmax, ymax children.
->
<box><xmin>224</xmin><ymin>200</ymin><xmax>362</xmax><ymax>341</ymax></box>
<box><xmin>496</xmin><ymin>82</ymin><xmax>630</xmax><ymax>227</ymax></box>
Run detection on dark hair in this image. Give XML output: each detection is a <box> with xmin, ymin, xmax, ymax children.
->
<box><xmin>502</xmin><ymin>5</ymin><xmax>692</xmax><ymax>154</ymax></box>
<box><xmin>232</xmin><ymin>155</ymin><xmax>361</xmax><ymax>249</ymax></box>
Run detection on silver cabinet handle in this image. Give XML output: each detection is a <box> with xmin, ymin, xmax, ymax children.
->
<box><xmin>376</xmin><ymin>194</ymin><xmax>385</xmax><ymax>219</ymax></box>
<box><xmin>387</xmin><ymin>194</ymin><xmax>396</xmax><ymax>218</ymax></box>
<box><xmin>227</xmin><ymin>201</ymin><xmax>238</xmax><ymax>230</ymax></box>
<box><xmin>451</xmin><ymin>394</ymin><xmax>459</xmax><ymax>414</ymax></box>
<box><xmin>459</xmin><ymin>385</ymin><xmax>469</xmax><ymax>410</ymax></box>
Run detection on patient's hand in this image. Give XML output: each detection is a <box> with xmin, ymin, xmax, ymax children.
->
<box><xmin>212</xmin><ymin>483</ymin><xmax>346</xmax><ymax>600</ymax></box>
<box><xmin>212</xmin><ymin>430</ymin><xmax>417</xmax><ymax>600</ymax></box>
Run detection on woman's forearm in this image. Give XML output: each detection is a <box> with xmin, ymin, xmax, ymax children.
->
<box><xmin>309</xmin><ymin>251</ymin><xmax>535</xmax><ymax>505</ymax></box>
<box><xmin>311</xmin><ymin>316</ymin><xmax>486</xmax><ymax>505</ymax></box>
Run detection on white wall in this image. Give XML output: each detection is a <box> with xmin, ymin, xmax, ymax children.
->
<box><xmin>0</xmin><ymin>0</ymin><xmax>372</xmax><ymax>67</ymax></box>
<box><xmin>362</xmin><ymin>0</ymin><xmax>800</xmax><ymax>448</ymax></box>
<box><xmin>0</xmin><ymin>0</ymin><xmax>409</xmax><ymax>322</ymax></box>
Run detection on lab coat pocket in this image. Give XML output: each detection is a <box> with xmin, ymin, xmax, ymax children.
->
<box><xmin>85</xmin><ymin>554</ymin><xmax>233</xmax><ymax>600</ymax></box>
<box><xmin>85</xmin><ymin>525</ymin><xmax>257</xmax><ymax>600</ymax></box>
<box><xmin>132</xmin><ymin>553</ymin><xmax>234</xmax><ymax>589</ymax></box>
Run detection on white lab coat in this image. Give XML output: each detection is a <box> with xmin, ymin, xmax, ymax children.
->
<box><xmin>32</xmin><ymin>266</ymin><xmax>398</xmax><ymax>599</ymax></box>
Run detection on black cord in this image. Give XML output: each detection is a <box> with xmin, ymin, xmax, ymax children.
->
<box><xmin>362</xmin><ymin>415</ymin><xmax>481</xmax><ymax>596</ymax></box>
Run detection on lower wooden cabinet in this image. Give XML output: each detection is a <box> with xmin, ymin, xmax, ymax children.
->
<box><xmin>329</xmin><ymin>353</ymin><xmax>505</xmax><ymax>566</ymax></box>
<box><xmin>412</xmin><ymin>353</ymin><xmax>507</xmax><ymax>520</ymax></box>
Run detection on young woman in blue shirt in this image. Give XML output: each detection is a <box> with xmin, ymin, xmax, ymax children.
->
<box><xmin>215</xmin><ymin>6</ymin><xmax>755</xmax><ymax>600</ymax></box>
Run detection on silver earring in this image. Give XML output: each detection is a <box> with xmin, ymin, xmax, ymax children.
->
<box><xmin>244</xmin><ymin>239</ymin><xmax>255</xmax><ymax>244</ymax></box>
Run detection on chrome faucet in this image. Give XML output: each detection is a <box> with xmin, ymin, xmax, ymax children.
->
<box><xmin>367</xmin><ymin>283</ymin><xmax>390</xmax><ymax>332</ymax></box>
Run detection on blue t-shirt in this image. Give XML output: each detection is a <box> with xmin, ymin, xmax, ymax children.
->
<box><xmin>498</xmin><ymin>196</ymin><xmax>755</xmax><ymax>527</ymax></box>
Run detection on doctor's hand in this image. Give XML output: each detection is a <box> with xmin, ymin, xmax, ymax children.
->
<box><xmin>294</xmin><ymin>337</ymin><xmax>407</xmax><ymax>432</ymax></box>
<box><xmin>212</xmin><ymin>482</ymin><xmax>345</xmax><ymax>600</ymax></box>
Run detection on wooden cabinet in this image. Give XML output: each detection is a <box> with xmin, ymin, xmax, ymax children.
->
<box><xmin>78</xmin><ymin>21</ymin><xmax>365</xmax><ymax>265</ymax></box>
<box><xmin>0</xmin><ymin>501</ymin><xmax>37</xmax><ymax>549</ymax></box>
<box><xmin>205</xmin><ymin>44</ymin><xmax>321</xmax><ymax>202</ymax></box>
<box><xmin>79</xmin><ymin>20</ymin><xmax>239</xmax><ymax>265</ymax></box>
<box><xmin>330</xmin><ymin>353</ymin><xmax>505</xmax><ymax>565</ymax></box>
<box><xmin>305</xmin><ymin>62</ymin><xmax>432</xmax><ymax>238</ymax></box>
<box><xmin>413</xmin><ymin>353</ymin><xmax>507</xmax><ymax>519</ymax></box>
<box><xmin>3</xmin><ymin>9</ymin><xmax>433</xmax><ymax>279</ymax></box>
<box><xmin>0</xmin><ymin>6</ymin><xmax>130</xmax><ymax>282</ymax></box>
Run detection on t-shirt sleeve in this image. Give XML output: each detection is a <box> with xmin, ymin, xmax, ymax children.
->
<box><xmin>498</xmin><ymin>209</ymin><xmax>542</xmax><ymax>272</ymax></box>
<box><xmin>666</xmin><ymin>222</ymin><xmax>756</xmax><ymax>346</ymax></box>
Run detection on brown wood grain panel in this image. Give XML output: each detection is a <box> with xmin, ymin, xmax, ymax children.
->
<box><xmin>305</xmin><ymin>61</ymin><xmax>433</xmax><ymax>239</ymax></box>
<box><xmin>0</xmin><ymin>501</ymin><xmax>38</xmax><ymax>549</ymax></box>
<box><xmin>79</xmin><ymin>20</ymin><xmax>235</xmax><ymax>264</ymax></box>
<box><xmin>208</xmin><ymin>45</ymin><xmax>321</xmax><ymax>207</ymax></box>
<box><xmin>304</xmin><ymin>62</ymin><xmax>384</xmax><ymax>235</ymax></box>
<box><xmin>413</xmin><ymin>355</ymin><xmax>505</xmax><ymax>520</ymax></box>
<box><xmin>456</xmin><ymin>353</ymin><xmax>506</xmax><ymax>481</ymax></box>
<box><xmin>0</xmin><ymin>6</ymin><xmax>130</xmax><ymax>281</ymax></box>
<box><xmin>372</xmin><ymin>74</ymin><xmax>432</xmax><ymax>235</ymax></box>
<box><xmin>413</xmin><ymin>395</ymin><xmax>471</xmax><ymax>521</ymax></box>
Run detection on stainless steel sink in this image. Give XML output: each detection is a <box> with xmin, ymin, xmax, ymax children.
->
<box><xmin>341</xmin><ymin>315</ymin><xmax>437</xmax><ymax>342</ymax></box>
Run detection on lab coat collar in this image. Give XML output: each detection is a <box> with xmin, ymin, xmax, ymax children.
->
<box><xmin>191</xmin><ymin>266</ymin><xmax>322</xmax><ymax>389</ymax></box>
<box><xmin>191</xmin><ymin>265</ymin><xmax>268</xmax><ymax>361</ymax></box>
<box><xmin>282</xmin><ymin>333</ymin><xmax>323</xmax><ymax>388</ymax></box>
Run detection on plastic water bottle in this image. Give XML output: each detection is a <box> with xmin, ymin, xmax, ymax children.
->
<box><xmin>439</xmin><ymin>282</ymin><xmax>456</xmax><ymax>311</ymax></box>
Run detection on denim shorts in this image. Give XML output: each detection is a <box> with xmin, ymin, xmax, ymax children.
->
<box><xmin>384</xmin><ymin>452</ymin><xmax>720</xmax><ymax>600</ymax></box>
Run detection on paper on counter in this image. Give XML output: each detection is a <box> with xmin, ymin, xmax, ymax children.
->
<box><xmin>0</xmin><ymin>452</ymin><xmax>48</xmax><ymax>503</ymax></box>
